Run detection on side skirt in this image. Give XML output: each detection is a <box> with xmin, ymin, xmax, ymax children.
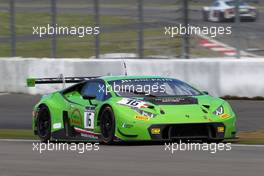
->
<box><xmin>51</xmin><ymin>128</ymin><xmax>100</xmax><ymax>142</ymax></box>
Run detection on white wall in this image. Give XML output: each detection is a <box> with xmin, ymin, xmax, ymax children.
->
<box><xmin>0</xmin><ymin>58</ymin><xmax>263</xmax><ymax>97</ymax></box>
<box><xmin>124</xmin><ymin>59</ymin><xmax>264</xmax><ymax>97</ymax></box>
<box><xmin>0</xmin><ymin>58</ymin><xmax>126</xmax><ymax>94</ymax></box>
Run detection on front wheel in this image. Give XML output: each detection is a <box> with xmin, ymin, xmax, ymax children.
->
<box><xmin>100</xmin><ymin>106</ymin><xmax>116</xmax><ymax>144</ymax></box>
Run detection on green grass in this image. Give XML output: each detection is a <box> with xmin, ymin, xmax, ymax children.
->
<box><xmin>7</xmin><ymin>1</ymin><xmax>264</xmax><ymax>8</ymax></box>
<box><xmin>0</xmin><ymin>12</ymin><xmax>139</xmax><ymax>57</ymax></box>
<box><xmin>0</xmin><ymin>12</ymin><xmax>135</xmax><ymax>36</ymax></box>
<box><xmin>233</xmin><ymin>130</ymin><xmax>264</xmax><ymax>145</ymax></box>
<box><xmin>0</xmin><ymin>129</ymin><xmax>36</xmax><ymax>139</ymax></box>
<box><xmin>0</xmin><ymin>11</ymin><xmax>221</xmax><ymax>58</ymax></box>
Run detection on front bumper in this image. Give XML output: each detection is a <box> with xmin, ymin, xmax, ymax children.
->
<box><xmin>148</xmin><ymin>123</ymin><xmax>226</xmax><ymax>141</ymax></box>
<box><xmin>225</xmin><ymin>12</ymin><xmax>257</xmax><ymax>20</ymax></box>
<box><xmin>116</xmin><ymin>118</ymin><xmax>236</xmax><ymax>141</ymax></box>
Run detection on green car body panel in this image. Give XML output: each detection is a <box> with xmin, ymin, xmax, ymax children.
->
<box><xmin>31</xmin><ymin>76</ymin><xmax>237</xmax><ymax>142</ymax></box>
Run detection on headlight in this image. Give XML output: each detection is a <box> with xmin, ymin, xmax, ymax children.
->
<box><xmin>213</xmin><ymin>105</ymin><xmax>224</xmax><ymax>116</ymax></box>
<box><xmin>133</xmin><ymin>108</ymin><xmax>156</xmax><ymax>118</ymax></box>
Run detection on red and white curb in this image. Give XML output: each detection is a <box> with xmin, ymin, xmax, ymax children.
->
<box><xmin>200</xmin><ymin>39</ymin><xmax>237</xmax><ymax>56</ymax></box>
<box><xmin>198</xmin><ymin>34</ymin><xmax>258</xmax><ymax>57</ymax></box>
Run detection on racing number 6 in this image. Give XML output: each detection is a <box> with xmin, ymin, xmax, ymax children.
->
<box><xmin>84</xmin><ymin>107</ymin><xmax>95</xmax><ymax>129</ymax></box>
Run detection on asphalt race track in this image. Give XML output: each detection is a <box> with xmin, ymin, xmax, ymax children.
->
<box><xmin>0</xmin><ymin>93</ymin><xmax>264</xmax><ymax>175</ymax></box>
<box><xmin>0</xmin><ymin>93</ymin><xmax>264</xmax><ymax>131</ymax></box>
<box><xmin>0</xmin><ymin>94</ymin><xmax>41</xmax><ymax>129</ymax></box>
<box><xmin>0</xmin><ymin>140</ymin><xmax>263</xmax><ymax>176</ymax></box>
<box><xmin>189</xmin><ymin>7</ymin><xmax>264</xmax><ymax>54</ymax></box>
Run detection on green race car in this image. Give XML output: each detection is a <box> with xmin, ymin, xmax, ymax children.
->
<box><xmin>27</xmin><ymin>76</ymin><xmax>237</xmax><ymax>144</ymax></box>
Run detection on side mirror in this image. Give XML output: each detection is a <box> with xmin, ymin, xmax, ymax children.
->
<box><xmin>83</xmin><ymin>95</ymin><xmax>97</xmax><ymax>105</ymax></box>
<box><xmin>202</xmin><ymin>91</ymin><xmax>209</xmax><ymax>95</ymax></box>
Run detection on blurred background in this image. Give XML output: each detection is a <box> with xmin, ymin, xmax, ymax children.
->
<box><xmin>0</xmin><ymin>0</ymin><xmax>263</xmax><ymax>58</ymax></box>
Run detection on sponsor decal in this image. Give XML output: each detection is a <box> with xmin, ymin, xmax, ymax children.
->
<box><xmin>70</xmin><ymin>109</ymin><xmax>83</xmax><ymax>127</ymax></box>
<box><xmin>145</xmin><ymin>96</ymin><xmax>198</xmax><ymax>105</ymax></box>
<box><xmin>162</xmin><ymin>97</ymin><xmax>185</xmax><ymax>103</ymax></box>
<box><xmin>70</xmin><ymin>118</ymin><xmax>81</xmax><ymax>126</ymax></box>
<box><xmin>80</xmin><ymin>133</ymin><xmax>98</xmax><ymax>139</ymax></box>
<box><xmin>74</xmin><ymin>127</ymin><xmax>99</xmax><ymax>139</ymax></box>
<box><xmin>220</xmin><ymin>113</ymin><xmax>230</xmax><ymax>119</ymax></box>
<box><xmin>118</xmin><ymin>98</ymin><xmax>148</xmax><ymax>108</ymax></box>
<box><xmin>135</xmin><ymin>116</ymin><xmax>150</xmax><ymax>121</ymax></box>
<box><xmin>53</xmin><ymin>123</ymin><xmax>62</xmax><ymax>129</ymax></box>
<box><xmin>208</xmin><ymin>118</ymin><xmax>213</xmax><ymax>122</ymax></box>
<box><xmin>121</xmin><ymin>123</ymin><xmax>133</xmax><ymax>128</ymax></box>
<box><xmin>120</xmin><ymin>78</ymin><xmax>173</xmax><ymax>83</ymax></box>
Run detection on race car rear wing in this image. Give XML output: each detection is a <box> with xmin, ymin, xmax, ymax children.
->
<box><xmin>27</xmin><ymin>75</ymin><xmax>98</xmax><ymax>87</ymax></box>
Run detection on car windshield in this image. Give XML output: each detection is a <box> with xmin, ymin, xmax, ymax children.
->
<box><xmin>226</xmin><ymin>1</ymin><xmax>248</xmax><ymax>6</ymax></box>
<box><xmin>108</xmin><ymin>78</ymin><xmax>202</xmax><ymax>98</ymax></box>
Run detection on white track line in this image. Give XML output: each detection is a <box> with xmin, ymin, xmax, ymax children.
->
<box><xmin>0</xmin><ymin>93</ymin><xmax>8</xmax><ymax>96</ymax></box>
<box><xmin>224</xmin><ymin>53</ymin><xmax>237</xmax><ymax>56</ymax></box>
<box><xmin>201</xmin><ymin>43</ymin><xmax>219</xmax><ymax>47</ymax></box>
<box><xmin>232</xmin><ymin>144</ymin><xmax>264</xmax><ymax>148</ymax></box>
<box><xmin>211</xmin><ymin>47</ymin><xmax>231</xmax><ymax>52</ymax></box>
<box><xmin>0</xmin><ymin>139</ymin><xmax>37</xmax><ymax>142</ymax></box>
<box><xmin>0</xmin><ymin>139</ymin><xmax>263</xmax><ymax>148</ymax></box>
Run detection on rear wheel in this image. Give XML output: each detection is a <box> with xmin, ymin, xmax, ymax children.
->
<box><xmin>36</xmin><ymin>106</ymin><xmax>51</xmax><ymax>142</ymax></box>
<box><xmin>100</xmin><ymin>106</ymin><xmax>115</xmax><ymax>144</ymax></box>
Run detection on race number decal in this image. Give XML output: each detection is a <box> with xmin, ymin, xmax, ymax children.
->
<box><xmin>84</xmin><ymin>106</ymin><xmax>95</xmax><ymax>129</ymax></box>
<box><xmin>118</xmin><ymin>98</ymin><xmax>147</xmax><ymax>108</ymax></box>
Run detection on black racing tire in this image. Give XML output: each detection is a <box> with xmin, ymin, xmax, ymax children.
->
<box><xmin>251</xmin><ymin>17</ymin><xmax>257</xmax><ymax>22</ymax></box>
<box><xmin>252</xmin><ymin>10</ymin><xmax>258</xmax><ymax>22</ymax></box>
<box><xmin>63</xmin><ymin>112</ymin><xmax>73</xmax><ymax>137</ymax></box>
<box><xmin>218</xmin><ymin>12</ymin><xmax>225</xmax><ymax>22</ymax></box>
<box><xmin>36</xmin><ymin>106</ymin><xmax>51</xmax><ymax>142</ymax></box>
<box><xmin>100</xmin><ymin>106</ymin><xmax>116</xmax><ymax>144</ymax></box>
<box><xmin>203</xmin><ymin>10</ymin><xmax>208</xmax><ymax>21</ymax></box>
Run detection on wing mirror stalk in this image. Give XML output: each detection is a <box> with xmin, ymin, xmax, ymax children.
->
<box><xmin>83</xmin><ymin>95</ymin><xmax>96</xmax><ymax>105</ymax></box>
<box><xmin>202</xmin><ymin>91</ymin><xmax>209</xmax><ymax>95</ymax></box>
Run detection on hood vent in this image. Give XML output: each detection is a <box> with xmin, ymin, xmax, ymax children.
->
<box><xmin>202</xmin><ymin>105</ymin><xmax>210</xmax><ymax>109</ymax></box>
<box><xmin>201</xmin><ymin>105</ymin><xmax>210</xmax><ymax>114</ymax></box>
